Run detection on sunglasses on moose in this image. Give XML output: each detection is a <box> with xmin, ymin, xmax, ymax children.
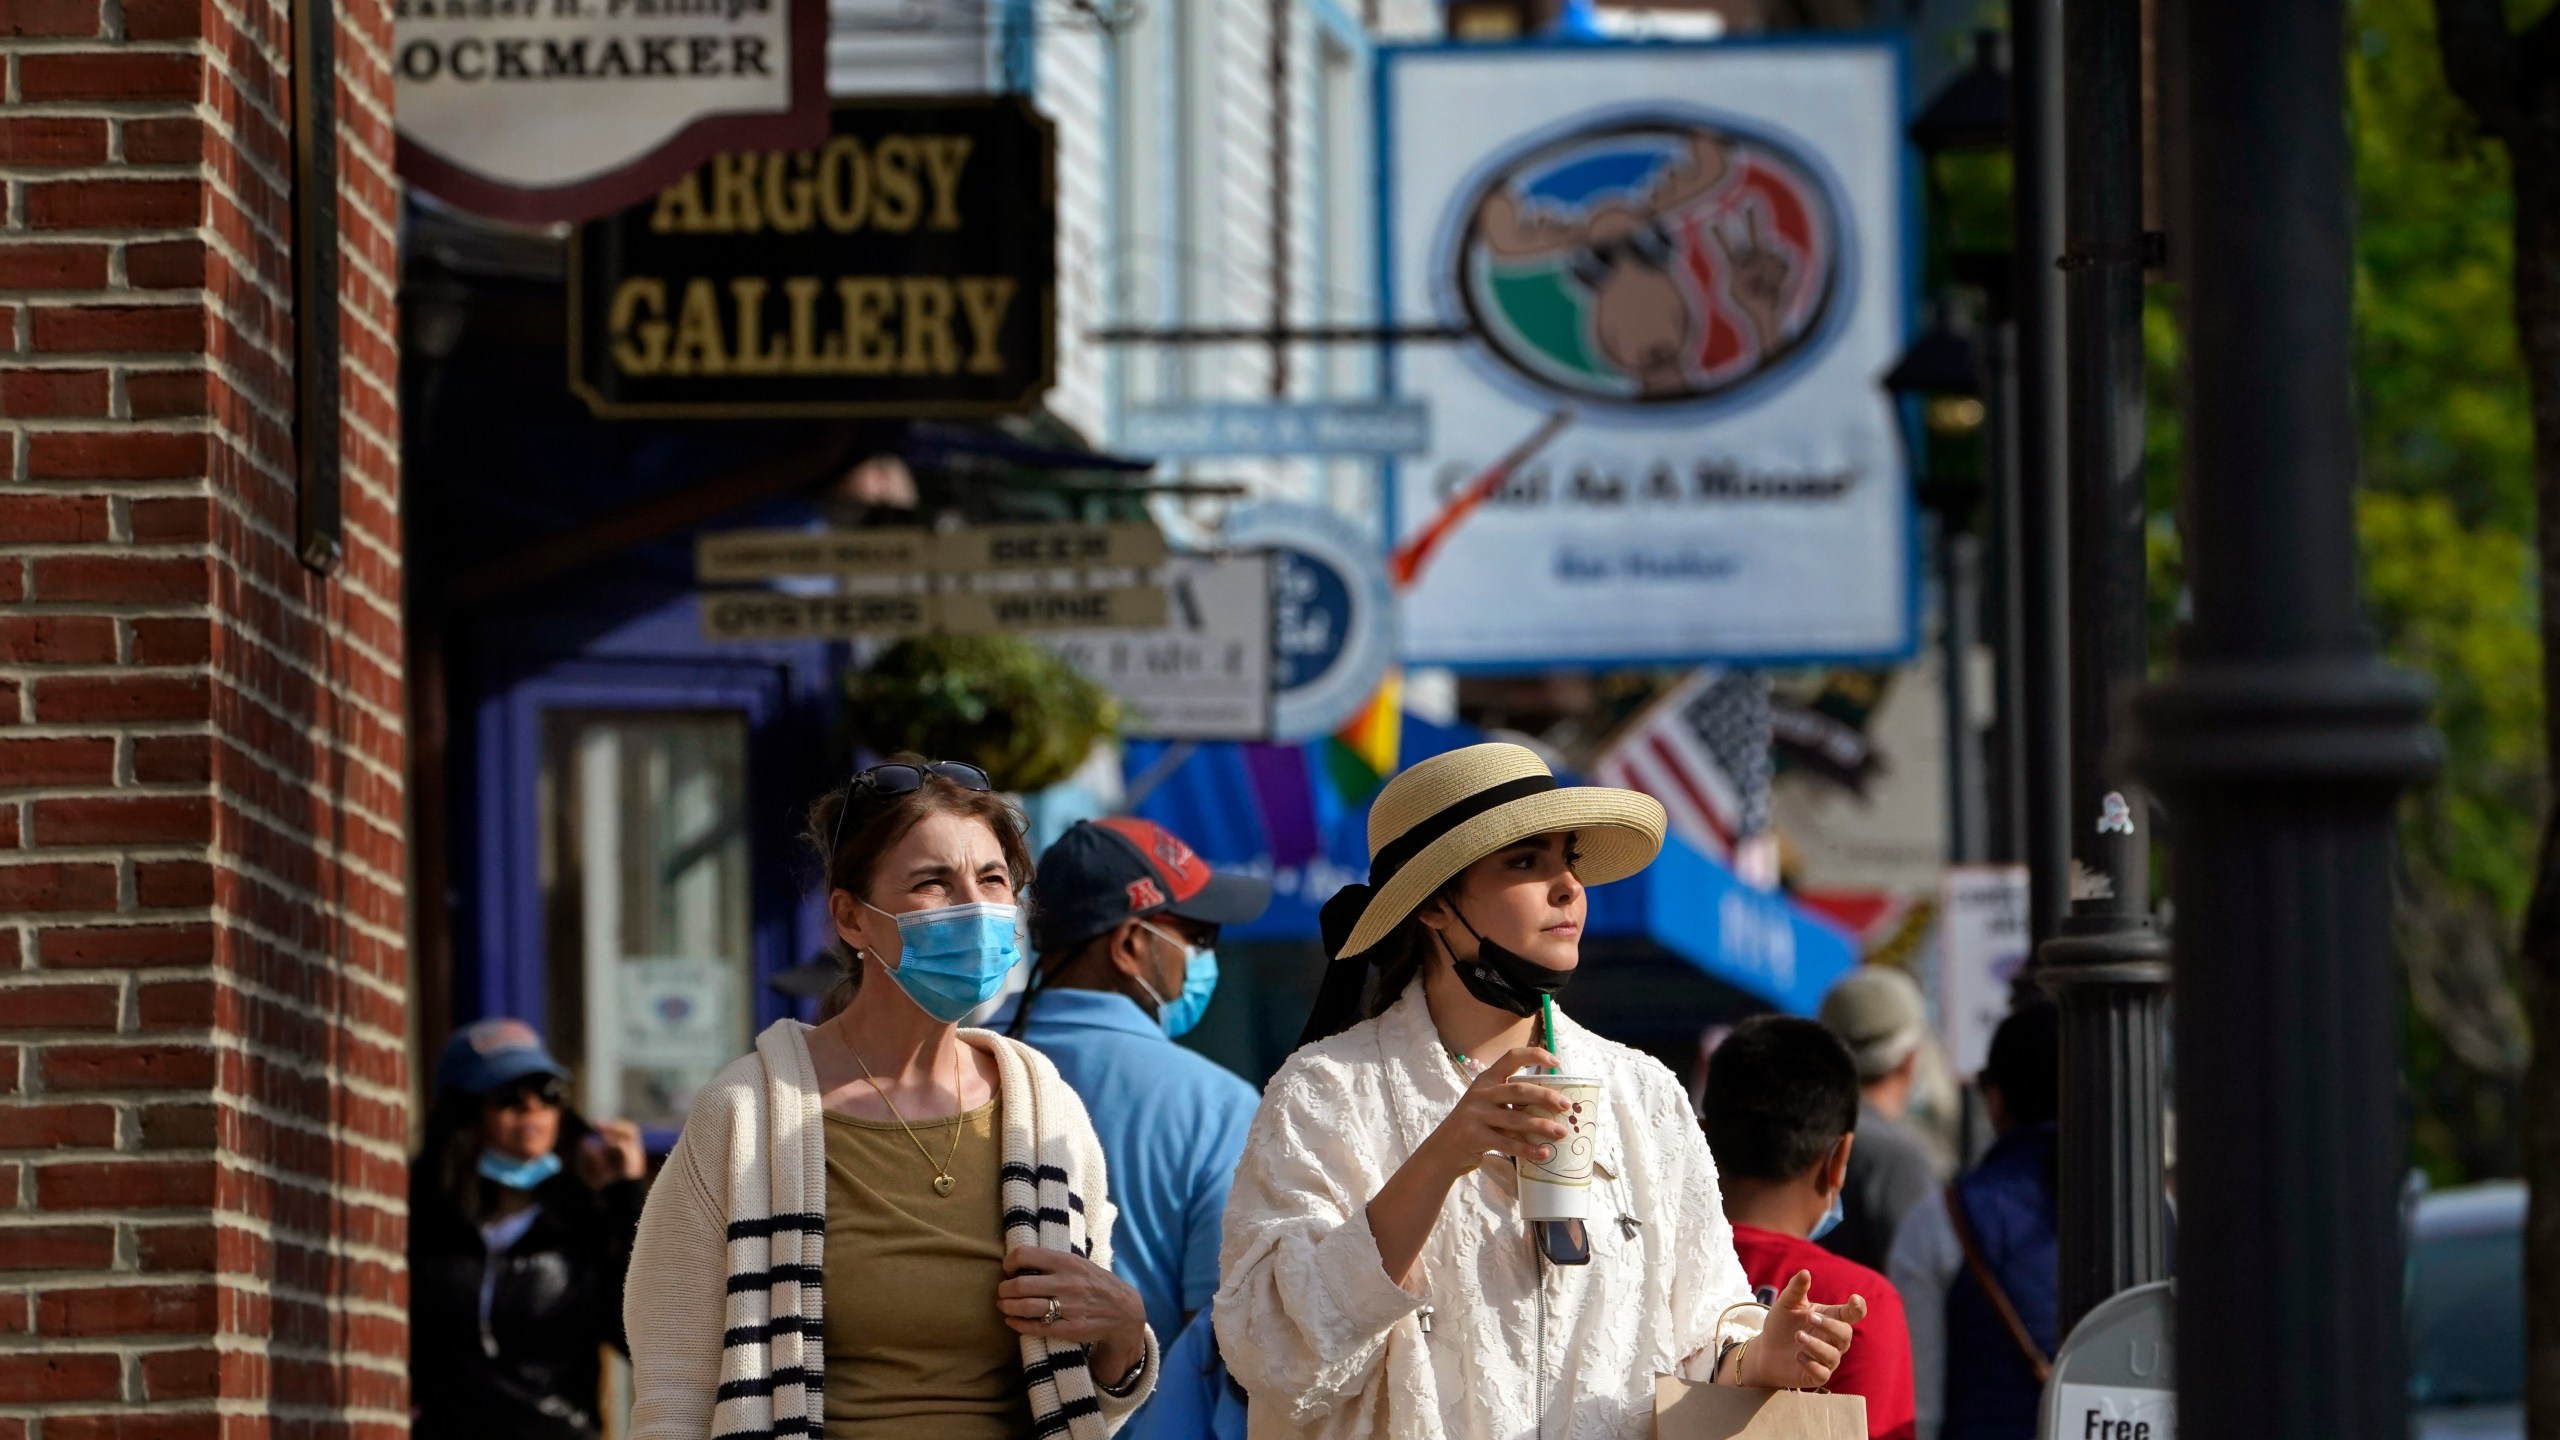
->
<box><xmin>828</xmin><ymin>761</ymin><xmax>996</xmax><ymax>854</ymax></box>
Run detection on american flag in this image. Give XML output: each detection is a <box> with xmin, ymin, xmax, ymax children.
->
<box><xmin>1593</xmin><ymin>669</ymin><xmax>1777</xmax><ymax>884</ymax></box>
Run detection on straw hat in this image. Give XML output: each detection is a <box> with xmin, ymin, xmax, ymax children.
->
<box><xmin>1322</xmin><ymin>742</ymin><xmax>1668</xmax><ymax>961</ymax></box>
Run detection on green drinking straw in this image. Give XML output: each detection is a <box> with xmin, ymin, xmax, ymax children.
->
<box><xmin>1541</xmin><ymin>993</ymin><xmax>1559</xmax><ymax>1072</ymax></box>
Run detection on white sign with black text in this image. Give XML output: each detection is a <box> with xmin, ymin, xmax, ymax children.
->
<box><xmin>1043</xmin><ymin>554</ymin><xmax>1276</xmax><ymax>741</ymax></box>
<box><xmin>1939</xmin><ymin>864</ymin><xmax>2030</xmax><ymax>1076</ymax></box>
<box><xmin>1380</xmin><ymin>42</ymin><xmax>1911</xmax><ymax>666</ymax></box>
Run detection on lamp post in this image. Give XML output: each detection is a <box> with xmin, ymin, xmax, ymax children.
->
<box><xmin>2011</xmin><ymin>0</ymin><xmax>2072</xmax><ymax>946</ymax></box>
<box><xmin>2037</xmin><ymin>0</ymin><xmax>2171</xmax><ymax>1335</ymax></box>
<box><xmin>1885</xmin><ymin>304</ymin><xmax>1990</xmax><ymax>865</ymax></box>
<box><xmin>2132</xmin><ymin>8</ymin><xmax>2437</xmax><ymax>1440</ymax></box>
<box><xmin>1902</xmin><ymin>31</ymin><xmax>2022</xmax><ymax>868</ymax></box>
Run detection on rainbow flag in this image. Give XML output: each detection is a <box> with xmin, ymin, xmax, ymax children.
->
<box><xmin>1321</xmin><ymin>669</ymin><xmax>1403</xmax><ymax>803</ymax></box>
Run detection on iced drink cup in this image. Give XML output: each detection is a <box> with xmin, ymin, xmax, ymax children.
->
<box><xmin>1516</xmin><ymin>1074</ymin><xmax>1603</xmax><ymax>1221</ymax></box>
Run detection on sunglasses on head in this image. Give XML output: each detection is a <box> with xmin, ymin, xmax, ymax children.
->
<box><xmin>489</xmin><ymin>1076</ymin><xmax>567</xmax><ymax>1111</ymax></box>
<box><xmin>827</xmin><ymin>761</ymin><xmax>996</xmax><ymax>855</ymax></box>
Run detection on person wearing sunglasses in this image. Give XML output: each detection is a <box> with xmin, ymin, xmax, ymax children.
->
<box><xmin>409</xmin><ymin>1018</ymin><xmax>650</xmax><ymax>1440</ymax></box>
<box><xmin>625</xmin><ymin>757</ymin><xmax>1158</xmax><ymax>1440</ymax></box>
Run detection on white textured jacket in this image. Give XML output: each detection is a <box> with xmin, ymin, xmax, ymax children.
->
<box><xmin>1215</xmin><ymin>984</ymin><xmax>1759</xmax><ymax>1440</ymax></box>
<box><xmin>623</xmin><ymin>1020</ymin><xmax>1158</xmax><ymax>1440</ymax></box>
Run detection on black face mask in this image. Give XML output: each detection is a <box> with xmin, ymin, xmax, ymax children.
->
<box><xmin>1440</xmin><ymin>906</ymin><xmax>1574</xmax><ymax>1017</ymax></box>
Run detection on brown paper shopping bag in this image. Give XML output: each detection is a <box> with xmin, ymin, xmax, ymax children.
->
<box><xmin>1654</xmin><ymin>1374</ymin><xmax>1869</xmax><ymax>1440</ymax></box>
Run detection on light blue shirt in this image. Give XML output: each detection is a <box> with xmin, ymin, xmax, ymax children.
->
<box><xmin>987</xmin><ymin>987</ymin><xmax>1259</xmax><ymax>1351</ymax></box>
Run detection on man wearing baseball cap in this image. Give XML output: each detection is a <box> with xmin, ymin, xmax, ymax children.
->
<box><xmin>988</xmin><ymin>816</ymin><xmax>1270</xmax><ymax>1354</ymax></box>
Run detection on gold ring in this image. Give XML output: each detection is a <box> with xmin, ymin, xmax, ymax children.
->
<box><xmin>1044</xmin><ymin>1297</ymin><xmax>1062</xmax><ymax>1325</ymax></box>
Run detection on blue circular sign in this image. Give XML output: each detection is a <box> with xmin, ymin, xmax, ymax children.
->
<box><xmin>1224</xmin><ymin>503</ymin><xmax>1394</xmax><ymax>742</ymax></box>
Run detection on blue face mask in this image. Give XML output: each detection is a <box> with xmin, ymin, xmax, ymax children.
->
<box><xmin>479</xmin><ymin>1149</ymin><xmax>563</xmax><ymax>1191</ymax></box>
<box><xmin>1134</xmin><ymin>921</ymin><xmax>1218</xmax><ymax>1039</ymax></box>
<box><xmin>869</xmin><ymin>900</ymin><xmax>1024</xmax><ymax>1023</ymax></box>
<box><xmin>1809</xmin><ymin>1186</ymin><xmax>1846</xmax><ymax>1243</ymax></box>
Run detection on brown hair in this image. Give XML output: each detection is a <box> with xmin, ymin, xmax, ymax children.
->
<box><xmin>801</xmin><ymin>755</ymin><xmax>1036</xmax><ymax>1003</ymax></box>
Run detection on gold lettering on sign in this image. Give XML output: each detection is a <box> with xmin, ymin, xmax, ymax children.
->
<box><xmin>957</xmin><ymin>278</ymin><xmax>1014</xmax><ymax>374</ymax></box>
<box><xmin>917</xmin><ymin>136</ymin><xmax>973</xmax><ymax>230</ymax></box>
<box><xmin>609</xmin><ymin>278</ymin><xmax>668</xmax><ymax>374</ymax></box>
<box><xmin>608</xmin><ymin>273</ymin><xmax>1023</xmax><ymax>380</ymax></box>
<box><xmin>869</xmin><ymin>135</ymin><xmax>921</xmax><ymax>232</ymax></box>
<box><xmin>666</xmin><ymin>277</ymin><xmax>728</xmax><ymax>375</ymax></box>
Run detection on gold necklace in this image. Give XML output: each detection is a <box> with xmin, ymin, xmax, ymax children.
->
<box><xmin>851</xmin><ymin>1043</ymin><xmax>967</xmax><ymax>1197</ymax></box>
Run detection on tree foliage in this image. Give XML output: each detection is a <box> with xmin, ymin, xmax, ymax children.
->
<box><xmin>2354</xmin><ymin>0</ymin><xmax>2542</xmax><ymax>1181</ymax></box>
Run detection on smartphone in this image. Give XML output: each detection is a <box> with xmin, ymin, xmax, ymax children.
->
<box><xmin>1534</xmin><ymin>1219</ymin><xmax>1591</xmax><ymax>1266</ymax></box>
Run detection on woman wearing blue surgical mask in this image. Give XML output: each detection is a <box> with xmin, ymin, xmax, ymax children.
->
<box><xmin>625</xmin><ymin>757</ymin><xmax>1157</xmax><ymax>1440</ymax></box>
<box><xmin>409</xmin><ymin>1019</ymin><xmax>649</xmax><ymax>1440</ymax></box>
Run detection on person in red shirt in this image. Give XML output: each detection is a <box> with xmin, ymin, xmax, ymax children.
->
<box><xmin>1703</xmin><ymin>1015</ymin><xmax>1919</xmax><ymax>1440</ymax></box>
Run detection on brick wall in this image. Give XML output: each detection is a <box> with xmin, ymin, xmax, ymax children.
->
<box><xmin>0</xmin><ymin>0</ymin><xmax>407</xmax><ymax>1431</ymax></box>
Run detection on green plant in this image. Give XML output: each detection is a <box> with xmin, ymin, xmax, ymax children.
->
<box><xmin>844</xmin><ymin>634</ymin><xmax>1120</xmax><ymax>792</ymax></box>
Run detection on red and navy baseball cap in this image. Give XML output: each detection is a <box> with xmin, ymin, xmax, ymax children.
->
<box><xmin>1031</xmin><ymin>817</ymin><xmax>1272</xmax><ymax>957</ymax></box>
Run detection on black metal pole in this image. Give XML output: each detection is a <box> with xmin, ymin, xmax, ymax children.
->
<box><xmin>2039</xmin><ymin>0</ymin><xmax>2170</xmax><ymax>1335</ymax></box>
<box><xmin>2011</xmin><ymin>0</ymin><xmax>2072</xmax><ymax>945</ymax></box>
<box><xmin>1980</xmin><ymin>303</ymin><xmax>2027</xmax><ymax>865</ymax></box>
<box><xmin>1942</xmin><ymin>516</ymin><xmax>1988</xmax><ymax>865</ymax></box>
<box><xmin>2133</xmin><ymin>9</ymin><xmax>2437</xmax><ymax>1440</ymax></box>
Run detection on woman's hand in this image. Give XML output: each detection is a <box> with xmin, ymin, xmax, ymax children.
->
<box><xmin>1415</xmin><ymin>1046</ymin><xmax>1573</xmax><ymax>1182</ymax></box>
<box><xmin>577</xmin><ymin>1119</ymin><xmax>647</xmax><ymax>1188</ymax></box>
<box><xmin>998</xmin><ymin>1246</ymin><xmax>1149</xmax><ymax>1386</ymax></box>
<box><xmin>1729</xmin><ymin>1271</ymin><xmax>1866</xmax><ymax>1390</ymax></box>
<box><xmin>1367</xmin><ymin>1046</ymin><xmax>1572</xmax><ymax>1288</ymax></box>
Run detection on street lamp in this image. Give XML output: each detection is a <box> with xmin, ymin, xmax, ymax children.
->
<box><xmin>2131</xmin><ymin>7</ymin><xmax>2438</xmax><ymax>1440</ymax></box>
<box><xmin>2039</xmin><ymin>0</ymin><xmax>2171</xmax><ymax>1335</ymax></box>
<box><xmin>1904</xmin><ymin>30</ymin><xmax>2037</xmax><ymax>860</ymax></box>
<box><xmin>1885</xmin><ymin>302</ymin><xmax>1992</xmax><ymax>866</ymax></box>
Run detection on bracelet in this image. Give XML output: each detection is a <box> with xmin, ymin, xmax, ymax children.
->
<box><xmin>1097</xmin><ymin>1340</ymin><xmax>1150</xmax><ymax>1398</ymax></box>
<box><xmin>1715</xmin><ymin>1336</ymin><xmax>1745</xmax><ymax>1383</ymax></box>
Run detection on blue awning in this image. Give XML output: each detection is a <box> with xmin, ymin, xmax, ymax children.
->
<box><xmin>1121</xmin><ymin>720</ymin><xmax>1857</xmax><ymax>1014</ymax></box>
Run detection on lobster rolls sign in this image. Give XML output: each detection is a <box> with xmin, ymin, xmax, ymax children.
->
<box><xmin>569</xmin><ymin>98</ymin><xmax>1056</xmax><ymax>418</ymax></box>
<box><xmin>1381</xmin><ymin>42</ymin><xmax>1912</xmax><ymax>667</ymax></box>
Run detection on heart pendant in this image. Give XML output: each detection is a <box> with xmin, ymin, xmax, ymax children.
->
<box><xmin>934</xmin><ymin>1175</ymin><xmax>956</xmax><ymax>1197</ymax></box>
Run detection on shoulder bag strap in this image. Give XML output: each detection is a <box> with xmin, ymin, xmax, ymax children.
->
<box><xmin>1942</xmin><ymin>1186</ymin><xmax>2054</xmax><ymax>1384</ymax></box>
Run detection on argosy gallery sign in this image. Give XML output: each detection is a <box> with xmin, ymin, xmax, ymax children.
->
<box><xmin>567</xmin><ymin>98</ymin><xmax>1058</xmax><ymax>418</ymax></box>
<box><xmin>394</xmin><ymin>0</ymin><xmax>828</xmax><ymax>221</ymax></box>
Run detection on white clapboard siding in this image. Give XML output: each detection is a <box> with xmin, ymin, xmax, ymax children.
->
<box><xmin>1040</xmin><ymin>10</ymin><xmax>1115</xmax><ymax>440</ymax></box>
<box><xmin>828</xmin><ymin>0</ymin><xmax>994</xmax><ymax>94</ymax></box>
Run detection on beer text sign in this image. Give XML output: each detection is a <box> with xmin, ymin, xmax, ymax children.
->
<box><xmin>571</xmin><ymin>98</ymin><xmax>1056</xmax><ymax>418</ymax></box>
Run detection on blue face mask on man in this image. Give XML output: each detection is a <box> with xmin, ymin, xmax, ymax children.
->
<box><xmin>1132</xmin><ymin>920</ymin><xmax>1218</xmax><ymax>1039</ymax></box>
<box><xmin>867</xmin><ymin>899</ymin><xmax>1025</xmax><ymax>1023</ymax></box>
<box><xmin>1809</xmin><ymin>1185</ymin><xmax>1846</xmax><ymax>1242</ymax></box>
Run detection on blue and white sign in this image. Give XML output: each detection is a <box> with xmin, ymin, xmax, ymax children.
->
<box><xmin>1380</xmin><ymin>41</ymin><xmax>1914</xmax><ymax>667</ymax></box>
<box><xmin>1223</xmin><ymin>503</ymin><xmax>1395</xmax><ymax>743</ymax></box>
<box><xmin>1123</xmin><ymin>402</ymin><xmax>1433</xmax><ymax>457</ymax></box>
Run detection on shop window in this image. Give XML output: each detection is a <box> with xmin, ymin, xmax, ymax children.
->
<box><xmin>542</xmin><ymin>711</ymin><xmax>755</xmax><ymax>1133</ymax></box>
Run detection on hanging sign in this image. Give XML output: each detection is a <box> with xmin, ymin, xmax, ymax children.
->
<box><xmin>570</xmin><ymin>97</ymin><xmax>1057</xmax><ymax>418</ymax></box>
<box><xmin>1043</xmin><ymin>554</ymin><xmax>1277</xmax><ymax>740</ymax></box>
<box><xmin>394</xmin><ymin>0</ymin><xmax>826</xmax><ymax>223</ymax></box>
<box><xmin>698</xmin><ymin>584</ymin><xmax>1167</xmax><ymax>641</ymax></box>
<box><xmin>1379</xmin><ymin>43</ymin><xmax>1913</xmax><ymax>667</ymax></box>
<box><xmin>1222</xmin><ymin>503</ymin><xmax>1395</xmax><ymax>743</ymax></box>
<box><xmin>1939</xmin><ymin>864</ymin><xmax>2030</xmax><ymax>1075</ymax></box>
<box><xmin>695</xmin><ymin>522</ymin><xmax>1164</xmax><ymax>581</ymax></box>
<box><xmin>1121</xmin><ymin>401</ymin><xmax>1434</xmax><ymax>457</ymax></box>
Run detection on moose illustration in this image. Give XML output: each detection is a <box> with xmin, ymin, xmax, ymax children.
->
<box><xmin>1473</xmin><ymin>132</ymin><xmax>1796</xmax><ymax>399</ymax></box>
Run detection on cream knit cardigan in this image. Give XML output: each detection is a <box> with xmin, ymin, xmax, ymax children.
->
<box><xmin>624</xmin><ymin>1018</ymin><xmax>1158</xmax><ymax>1440</ymax></box>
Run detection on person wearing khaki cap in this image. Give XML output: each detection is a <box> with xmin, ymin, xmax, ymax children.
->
<box><xmin>1816</xmin><ymin>966</ymin><xmax>1949</xmax><ymax>1272</ymax></box>
<box><xmin>1215</xmin><ymin>743</ymin><xmax>1867</xmax><ymax>1439</ymax></box>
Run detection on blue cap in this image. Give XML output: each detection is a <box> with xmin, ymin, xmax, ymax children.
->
<box><xmin>434</xmin><ymin>1018</ymin><xmax>569</xmax><ymax>1097</ymax></box>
